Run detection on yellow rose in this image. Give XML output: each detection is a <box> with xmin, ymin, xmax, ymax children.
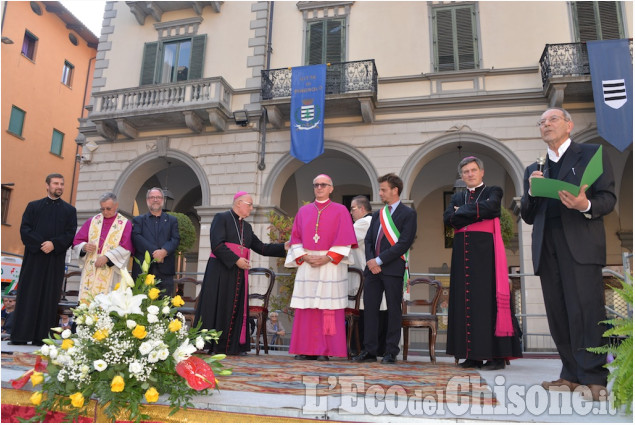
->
<box><xmin>69</xmin><ymin>392</ymin><xmax>85</xmax><ymax>408</ymax></box>
<box><xmin>148</xmin><ymin>288</ymin><xmax>160</xmax><ymax>300</ymax></box>
<box><xmin>171</xmin><ymin>295</ymin><xmax>185</xmax><ymax>307</ymax></box>
<box><xmin>114</xmin><ymin>282</ymin><xmax>120</xmax><ymax>290</ymax></box>
<box><xmin>30</xmin><ymin>391</ymin><xmax>43</xmax><ymax>405</ymax></box>
<box><xmin>145</xmin><ymin>274</ymin><xmax>156</xmax><ymax>285</ymax></box>
<box><xmin>93</xmin><ymin>329</ymin><xmax>108</xmax><ymax>341</ymax></box>
<box><xmin>144</xmin><ymin>387</ymin><xmax>159</xmax><ymax>403</ymax></box>
<box><xmin>61</xmin><ymin>338</ymin><xmax>74</xmax><ymax>350</ymax></box>
<box><xmin>132</xmin><ymin>325</ymin><xmax>147</xmax><ymax>339</ymax></box>
<box><xmin>30</xmin><ymin>371</ymin><xmax>44</xmax><ymax>386</ymax></box>
<box><xmin>111</xmin><ymin>375</ymin><xmax>125</xmax><ymax>393</ymax></box>
<box><xmin>168</xmin><ymin>319</ymin><xmax>182</xmax><ymax>333</ymax></box>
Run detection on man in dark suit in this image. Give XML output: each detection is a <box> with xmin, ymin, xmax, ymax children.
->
<box><xmin>132</xmin><ymin>187</ymin><xmax>180</xmax><ymax>296</ymax></box>
<box><xmin>353</xmin><ymin>173</ymin><xmax>417</xmax><ymax>364</ymax></box>
<box><xmin>521</xmin><ymin>108</ymin><xmax>616</xmax><ymax>402</ymax></box>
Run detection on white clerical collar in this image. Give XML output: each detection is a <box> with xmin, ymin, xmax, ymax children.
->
<box><xmin>547</xmin><ymin>138</ymin><xmax>571</xmax><ymax>163</ymax></box>
<box><xmin>467</xmin><ymin>182</ymin><xmax>484</xmax><ymax>192</ymax></box>
<box><xmin>315</xmin><ymin>198</ymin><xmax>330</xmax><ymax>204</ymax></box>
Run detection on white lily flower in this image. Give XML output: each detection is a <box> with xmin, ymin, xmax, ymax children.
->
<box><xmin>94</xmin><ymin>359</ymin><xmax>108</xmax><ymax>371</ymax></box>
<box><xmin>172</xmin><ymin>340</ymin><xmax>196</xmax><ymax>363</ymax></box>
<box><xmin>50</xmin><ymin>327</ymin><xmax>63</xmax><ymax>333</ymax></box>
<box><xmin>108</xmin><ymin>288</ymin><xmax>147</xmax><ymax>316</ymax></box>
<box><xmin>195</xmin><ymin>336</ymin><xmax>205</xmax><ymax>350</ymax></box>
<box><xmin>118</xmin><ymin>267</ymin><xmax>135</xmax><ymax>291</ymax></box>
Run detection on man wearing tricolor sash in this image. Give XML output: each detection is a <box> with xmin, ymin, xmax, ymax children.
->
<box><xmin>353</xmin><ymin>173</ymin><xmax>417</xmax><ymax>364</ymax></box>
<box><xmin>286</xmin><ymin>174</ymin><xmax>358</xmax><ymax>361</ymax></box>
<box><xmin>73</xmin><ymin>192</ymin><xmax>133</xmax><ymax>304</ymax></box>
<box><xmin>444</xmin><ymin>157</ymin><xmax>522</xmax><ymax>371</ymax></box>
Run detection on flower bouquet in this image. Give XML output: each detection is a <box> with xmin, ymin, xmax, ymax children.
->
<box><xmin>14</xmin><ymin>252</ymin><xmax>231</xmax><ymax>422</ymax></box>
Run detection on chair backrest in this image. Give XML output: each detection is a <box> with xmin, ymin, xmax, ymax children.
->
<box><xmin>61</xmin><ymin>270</ymin><xmax>82</xmax><ymax>301</ymax></box>
<box><xmin>402</xmin><ymin>277</ymin><xmax>442</xmax><ymax>315</ymax></box>
<box><xmin>348</xmin><ymin>267</ymin><xmax>364</xmax><ymax>310</ymax></box>
<box><xmin>248</xmin><ymin>267</ymin><xmax>276</xmax><ymax>309</ymax></box>
<box><xmin>173</xmin><ymin>276</ymin><xmax>202</xmax><ymax>307</ymax></box>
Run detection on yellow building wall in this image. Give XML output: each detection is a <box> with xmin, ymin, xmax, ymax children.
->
<box><xmin>1</xmin><ymin>1</ymin><xmax>96</xmax><ymax>255</ymax></box>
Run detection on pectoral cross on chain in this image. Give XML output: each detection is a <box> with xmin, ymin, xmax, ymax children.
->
<box><xmin>313</xmin><ymin>233</ymin><xmax>320</xmax><ymax>243</ymax></box>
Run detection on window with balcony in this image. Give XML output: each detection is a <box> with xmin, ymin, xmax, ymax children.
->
<box><xmin>1</xmin><ymin>185</ymin><xmax>12</xmax><ymax>225</ymax></box>
<box><xmin>21</xmin><ymin>30</ymin><xmax>37</xmax><ymax>61</ymax></box>
<box><xmin>8</xmin><ymin>106</ymin><xmax>25</xmax><ymax>137</ymax></box>
<box><xmin>432</xmin><ymin>4</ymin><xmax>479</xmax><ymax>72</ymax></box>
<box><xmin>305</xmin><ymin>18</ymin><xmax>346</xmax><ymax>65</ymax></box>
<box><xmin>140</xmin><ymin>35</ymin><xmax>206</xmax><ymax>85</ymax></box>
<box><xmin>50</xmin><ymin>129</ymin><xmax>64</xmax><ymax>156</ymax></box>
<box><xmin>572</xmin><ymin>1</ymin><xmax>624</xmax><ymax>42</ymax></box>
<box><xmin>62</xmin><ymin>60</ymin><xmax>74</xmax><ymax>87</ymax></box>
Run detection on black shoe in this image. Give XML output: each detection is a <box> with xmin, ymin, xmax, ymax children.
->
<box><xmin>239</xmin><ymin>351</ymin><xmax>248</xmax><ymax>356</ymax></box>
<box><xmin>31</xmin><ymin>340</ymin><xmax>44</xmax><ymax>347</ymax></box>
<box><xmin>316</xmin><ymin>355</ymin><xmax>329</xmax><ymax>361</ymax></box>
<box><xmin>294</xmin><ymin>355</ymin><xmax>318</xmax><ymax>360</ymax></box>
<box><xmin>352</xmin><ymin>351</ymin><xmax>377</xmax><ymax>363</ymax></box>
<box><xmin>381</xmin><ymin>353</ymin><xmax>396</xmax><ymax>364</ymax></box>
<box><xmin>8</xmin><ymin>341</ymin><xmax>28</xmax><ymax>345</ymax></box>
<box><xmin>459</xmin><ymin>359</ymin><xmax>483</xmax><ymax>369</ymax></box>
<box><xmin>482</xmin><ymin>359</ymin><xmax>505</xmax><ymax>370</ymax></box>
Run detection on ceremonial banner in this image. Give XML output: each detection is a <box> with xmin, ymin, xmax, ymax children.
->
<box><xmin>290</xmin><ymin>65</ymin><xmax>326</xmax><ymax>163</ymax></box>
<box><xmin>587</xmin><ymin>39</ymin><xmax>633</xmax><ymax>152</ymax></box>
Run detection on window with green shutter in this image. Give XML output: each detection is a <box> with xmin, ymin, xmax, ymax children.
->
<box><xmin>305</xmin><ymin>18</ymin><xmax>346</xmax><ymax>65</ymax></box>
<box><xmin>572</xmin><ymin>1</ymin><xmax>624</xmax><ymax>42</ymax></box>
<box><xmin>8</xmin><ymin>106</ymin><xmax>25</xmax><ymax>137</ymax></box>
<box><xmin>51</xmin><ymin>129</ymin><xmax>64</xmax><ymax>156</ymax></box>
<box><xmin>140</xmin><ymin>35</ymin><xmax>206</xmax><ymax>85</ymax></box>
<box><xmin>432</xmin><ymin>4</ymin><xmax>479</xmax><ymax>72</ymax></box>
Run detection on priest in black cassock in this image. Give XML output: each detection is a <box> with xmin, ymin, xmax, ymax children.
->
<box><xmin>194</xmin><ymin>191</ymin><xmax>287</xmax><ymax>355</ymax></box>
<box><xmin>11</xmin><ymin>174</ymin><xmax>77</xmax><ymax>345</ymax></box>
<box><xmin>443</xmin><ymin>157</ymin><xmax>522</xmax><ymax>370</ymax></box>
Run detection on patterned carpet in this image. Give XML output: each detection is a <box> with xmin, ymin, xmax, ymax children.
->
<box><xmin>2</xmin><ymin>352</ymin><xmax>495</xmax><ymax>405</ymax></box>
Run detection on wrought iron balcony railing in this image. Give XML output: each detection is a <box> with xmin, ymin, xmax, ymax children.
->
<box><xmin>261</xmin><ymin>59</ymin><xmax>377</xmax><ymax>100</ymax></box>
<box><xmin>91</xmin><ymin>77</ymin><xmax>232</xmax><ymax>117</ymax></box>
<box><xmin>540</xmin><ymin>40</ymin><xmax>633</xmax><ymax>88</ymax></box>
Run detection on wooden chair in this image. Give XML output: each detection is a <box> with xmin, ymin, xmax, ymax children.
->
<box><xmin>173</xmin><ymin>277</ymin><xmax>202</xmax><ymax>326</ymax></box>
<box><xmin>344</xmin><ymin>267</ymin><xmax>364</xmax><ymax>360</ymax></box>
<box><xmin>247</xmin><ymin>268</ymin><xmax>276</xmax><ymax>355</ymax></box>
<box><xmin>402</xmin><ymin>277</ymin><xmax>442</xmax><ymax>363</ymax></box>
<box><xmin>57</xmin><ymin>270</ymin><xmax>82</xmax><ymax>319</ymax></box>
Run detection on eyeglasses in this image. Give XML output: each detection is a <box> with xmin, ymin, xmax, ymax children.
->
<box><xmin>100</xmin><ymin>207</ymin><xmax>115</xmax><ymax>212</ymax></box>
<box><xmin>313</xmin><ymin>183</ymin><xmax>332</xmax><ymax>189</ymax></box>
<box><xmin>537</xmin><ymin>116</ymin><xmax>568</xmax><ymax>127</ymax></box>
<box><xmin>239</xmin><ymin>200</ymin><xmax>253</xmax><ymax>206</ymax></box>
<box><xmin>147</xmin><ymin>196</ymin><xmax>164</xmax><ymax>200</ymax></box>
<box><xmin>350</xmin><ymin>206</ymin><xmax>359</xmax><ymax>211</ymax></box>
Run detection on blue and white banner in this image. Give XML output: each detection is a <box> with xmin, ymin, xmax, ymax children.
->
<box><xmin>587</xmin><ymin>39</ymin><xmax>633</xmax><ymax>152</ymax></box>
<box><xmin>290</xmin><ymin>64</ymin><xmax>326</xmax><ymax>163</ymax></box>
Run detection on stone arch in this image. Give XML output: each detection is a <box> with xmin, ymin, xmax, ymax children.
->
<box><xmin>113</xmin><ymin>149</ymin><xmax>210</xmax><ymax>211</ymax></box>
<box><xmin>400</xmin><ymin>131</ymin><xmax>526</xmax><ymax>198</ymax></box>
<box><xmin>261</xmin><ymin>140</ymin><xmax>379</xmax><ymax>205</ymax></box>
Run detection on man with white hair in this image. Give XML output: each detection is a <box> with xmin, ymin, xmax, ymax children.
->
<box><xmin>286</xmin><ymin>174</ymin><xmax>358</xmax><ymax>361</ymax></box>
<box><xmin>73</xmin><ymin>192</ymin><xmax>133</xmax><ymax>303</ymax></box>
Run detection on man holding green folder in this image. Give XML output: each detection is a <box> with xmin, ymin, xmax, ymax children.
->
<box><xmin>521</xmin><ymin>108</ymin><xmax>616</xmax><ymax>402</ymax></box>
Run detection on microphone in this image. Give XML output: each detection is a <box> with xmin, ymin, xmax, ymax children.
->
<box><xmin>536</xmin><ymin>155</ymin><xmax>546</xmax><ymax>173</ymax></box>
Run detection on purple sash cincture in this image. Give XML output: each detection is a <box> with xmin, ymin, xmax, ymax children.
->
<box><xmin>210</xmin><ymin>242</ymin><xmax>250</xmax><ymax>344</ymax></box>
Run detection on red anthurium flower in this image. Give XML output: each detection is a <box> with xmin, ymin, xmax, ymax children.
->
<box><xmin>175</xmin><ymin>356</ymin><xmax>216</xmax><ymax>391</ymax></box>
<box><xmin>10</xmin><ymin>356</ymin><xmax>47</xmax><ymax>389</ymax></box>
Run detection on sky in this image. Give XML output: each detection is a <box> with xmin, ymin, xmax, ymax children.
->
<box><xmin>61</xmin><ymin>0</ymin><xmax>106</xmax><ymax>37</ymax></box>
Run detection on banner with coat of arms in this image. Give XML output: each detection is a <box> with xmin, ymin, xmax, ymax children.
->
<box><xmin>587</xmin><ymin>39</ymin><xmax>633</xmax><ymax>152</ymax></box>
<box><xmin>290</xmin><ymin>64</ymin><xmax>326</xmax><ymax>163</ymax></box>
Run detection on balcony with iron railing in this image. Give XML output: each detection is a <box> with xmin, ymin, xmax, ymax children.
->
<box><xmin>88</xmin><ymin>77</ymin><xmax>233</xmax><ymax>140</ymax></box>
<box><xmin>539</xmin><ymin>40</ymin><xmax>633</xmax><ymax>105</ymax></box>
<box><xmin>261</xmin><ymin>59</ymin><xmax>378</xmax><ymax>127</ymax></box>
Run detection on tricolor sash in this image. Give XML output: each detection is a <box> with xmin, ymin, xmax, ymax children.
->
<box><xmin>379</xmin><ymin>205</ymin><xmax>411</xmax><ymax>298</ymax></box>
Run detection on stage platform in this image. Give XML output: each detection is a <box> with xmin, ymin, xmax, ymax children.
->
<box><xmin>1</xmin><ymin>341</ymin><xmax>631</xmax><ymax>423</ymax></box>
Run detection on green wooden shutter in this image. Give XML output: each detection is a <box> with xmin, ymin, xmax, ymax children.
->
<box><xmin>598</xmin><ymin>2</ymin><xmax>622</xmax><ymax>39</ymax></box>
<box><xmin>434</xmin><ymin>9</ymin><xmax>455</xmax><ymax>72</ymax></box>
<box><xmin>189</xmin><ymin>35</ymin><xmax>206</xmax><ymax>80</ymax></box>
<box><xmin>325</xmin><ymin>19</ymin><xmax>345</xmax><ymax>63</ymax></box>
<box><xmin>455</xmin><ymin>7</ymin><xmax>476</xmax><ymax>70</ymax></box>
<box><xmin>307</xmin><ymin>21</ymin><xmax>324</xmax><ymax>65</ymax></box>
<box><xmin>8</xmin><ymin>106</ymin><xmax>25</xmax><ymax>136</ymax></box>
<box><xmin>140</xmin><ymin>42</ymin><xmax>159</xmax><ymax>85</ymax></box>
<box><xmin>574</xmin><ymin>2</ymin><xmax>599</xmax><ymax>42</ymax></box>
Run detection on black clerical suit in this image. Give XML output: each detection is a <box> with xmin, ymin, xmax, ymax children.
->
<box><xmin>521</xmin><ymin>141</ymin><xmax>616</xmax><ymax>386</ymax></box>
<box><xmin>363</xmin><ymin>202</ymin><xmax>417</xmax><ymax>357</ymax></box>
<box><xmin>132</xmin><ymin>212</ymin><xmax>180</xmax><ymax>296</ymax></box>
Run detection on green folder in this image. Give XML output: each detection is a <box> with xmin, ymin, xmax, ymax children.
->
<box><xmin>530</xmin><ymin>146</ymin><xmax>603</xmax><ymax>199</ymax></box>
